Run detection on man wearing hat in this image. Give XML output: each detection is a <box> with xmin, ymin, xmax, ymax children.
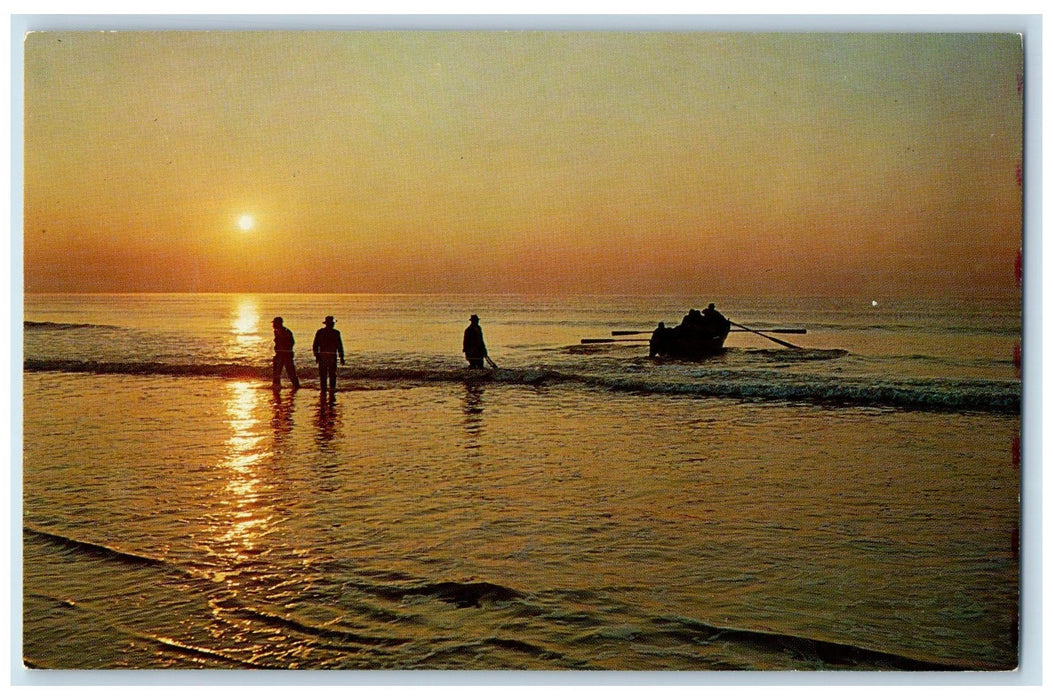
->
<box><xmin>462</xmin><ymin>314</ymin><xmax>488</xmax><ymax>369</ymax></box>
<box><xmin>312</xmin><ymin>315</ymin><xmax>345</xmax><ymax>396</ymax></box>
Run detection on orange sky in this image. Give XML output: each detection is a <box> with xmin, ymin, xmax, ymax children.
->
<box><xmin>23</xmin><ymin>31</ymin><xmax>1023</xmax><ymax>298</ymax></box>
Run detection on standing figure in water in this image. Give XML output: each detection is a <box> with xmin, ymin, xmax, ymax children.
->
<box><xmin>313</xmin><ymin>315</ymin><xmax>345</xmax><ymax>396</ymax></box>
<box><xmin>271</xmin><ymin>317</ymin><xmax>300</xmax><ymax>390</ymax></box>
<box><xmin>463</xmin><ymin>314</ymin><xmax>488</xmax><ymax>369</ymax></box>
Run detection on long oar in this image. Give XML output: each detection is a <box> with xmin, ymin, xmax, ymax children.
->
<box><xmin>581</xmin><ymin>338</ymin><xmax>649</xmax><ymax>344</ymax></box>
<box><xmin>730</xmin><ymin>328</ymin><xmax>806</xmax><ymax>334</ymax></box>
<box><xmin>730</xmin><ymin>320</ymin><xmax>802</xmax><ymax>350</ymax></box>
<box><xmin>485</xmin><ymin>355</ymin><xmax>499</xmax><ymax>369</ymax></box>
<box><xmin>613</xmin><ymin>328</ymin><xmax>806</xmax><ymax>336</ymax></box>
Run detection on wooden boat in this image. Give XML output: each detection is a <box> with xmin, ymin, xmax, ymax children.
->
<box><xmin>587</xmin><ymin>306</ymin><xmax>804</xmax><ymax>358</ymax></box>
<box><xmin>648</xmin><ymin>322</ymin><xmax>730</xmax><ymax>359</ymax></box>
<box><xmin>646</xmin><ymin>307</ymin><xmax>732</xmax><ymax>359</ymax></box>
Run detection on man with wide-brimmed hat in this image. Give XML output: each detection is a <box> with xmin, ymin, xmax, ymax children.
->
<box><xmin>312</xmin><ymin>315</ymin><xmax>345</xmax><ymax>396</ymax></box>
<box><xmin>462</xmin><ymin>313</ymin><xmax>488</xmax><ymax>369</ymax></box>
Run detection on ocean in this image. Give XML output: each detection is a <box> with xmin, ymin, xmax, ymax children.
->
<box><xmin>20</xmin><ymin>292</ymin><xmax>1021</xmax><ymax>672</ymax></box>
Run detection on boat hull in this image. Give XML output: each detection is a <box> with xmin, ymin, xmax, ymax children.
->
<box><xmin>649</xmin><ymin>326</ymin><xmax>729</xmax><ymax>359</ymax></box>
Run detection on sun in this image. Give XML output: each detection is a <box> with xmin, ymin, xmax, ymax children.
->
<box><xmin>237</xmin><ymin>214</ymin><xmax>255</xmax><ymax>231</ymax></box>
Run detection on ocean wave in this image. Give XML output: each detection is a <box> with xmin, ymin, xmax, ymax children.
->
<box><xmin>645</xmin><ymin>614</ymin><xmax>982</xmax><ymax>671</ymax></box>
<box><xmin>23</xmin><ymin>523</ymin><xmax>1006</xmax><ymax>670</ymax></box>
<box><xmin>211</xmin><ymin>596</ymin><xmax>417</xmax><ymax>648</ymax></box>
<box><xmin>26</xmin><ymin>522</ymin><xmax>520</xmax><ymax>612</ymax></box>
<box><xmin>21</xmin><ymin>358</ymin><xmax>560</xmax><ymax>386</ymax></box>
<box><xmin>24</xmin><ymin>320</ymin><xmax>122</xmax><ymax>331</ymax></box>
<box><xmin>23</xmin><ymin>358</ymin><xmax>1019</xmax><ymax>413</ymax></box>
<box><xmin>744</xmin><ymin>348</ymin><xmax>849</xmax><ymax>362</ymax></box>
<box><xmin>25</xmin><ymin>359</ymin><xmax>272</xmax><ymax>380</ymax></box>
<box><xmin>23</xmin><ymin>525</ymin><xmax>176</xmax><ymax>571</ymax></box>
<box><xmin>23</xmin><ymin>588</ymin><xmax>272</xmax><ymax>669</ymax></box>
<box><xmin>365</xmin><ymin>580</ymin><xmax>523</xmax><ymax>608</ymax></box>
<box><xmin>581</xmin><ymin>374</ymin><xmax>1020</xmax><ymax>413</ymax></box>
<box><xmin>522</xmin><ymin>593</ymin><xmax>980</xmax><ymax>670</ymax></box>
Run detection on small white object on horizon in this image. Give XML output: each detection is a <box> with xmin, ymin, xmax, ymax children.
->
<box><xmin>871</xmin><ymin>300</ymin><xmax>879</xmax><ymax>307</ymax></box>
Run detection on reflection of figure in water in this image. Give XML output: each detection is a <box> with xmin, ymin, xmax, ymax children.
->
<box><xmin>269</xmin><ymin>388</ymin><xmax>296</xmax><ymax>446</ymax></box>
<box><xmin>314</xmin><ymin>392</ymin><xmax>340</xmax><ymax>446</ymax></box>
<box><xmin>464</xmin><ymin>383</ymin><xmax>485</xmax><ymax>417</ymax></box>
<box><xmin>312</xmin><ymin>315</ymin><xmax>345</xmax><ymax>397</ymax></box>
<box><xmin>271</xmin><ymin>317</ymin><xmax>301</xmax><ymax>389</ymax></box>
<box><xmin>462</xmin><ymin>383</ymin><xmax>485</xmax><ymax>449</ymax></box>
<box><xmin>312</xmin><ymin>396</ymin><xmax>343</xmax><ymax>493</ymax></box>
<box><xmin>463</xmin><ymin>314</ymin><xmax>488</xmax><ymax>369</ymax></box>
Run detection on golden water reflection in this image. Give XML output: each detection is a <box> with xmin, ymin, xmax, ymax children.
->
<box><xmin>214</xmin><ymin>380</ymin><xmax>274</xmax><ymax>567</ymax></box>
<box><xmin>229</xmin><ymin>296</ymin><xmax>261</xmax><ymax>351</ymax></box>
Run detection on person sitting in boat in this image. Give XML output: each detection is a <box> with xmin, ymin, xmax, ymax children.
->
<box><xmin>702</xmin><ymin>303</ymin><xmax>731</xmax><ymax>333</ymax></box>
<box><xmin>649</xmin><ymin>321</ymin><xmax>671</xmax><ymax>358</ymax></box>
<box><xmin>680</xmin><ymin>309</ymin><xmax>704</xmax><ymax>328</ymax></box>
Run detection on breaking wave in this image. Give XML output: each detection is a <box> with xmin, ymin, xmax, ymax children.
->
<box><xmin>23</xmin><ymin>525</ymin><xmax>178</xmax><ymax>571</ymax></box>
<box><xmin>24</xmin><ymin>358</ymin><xmax>1019</xmax><ymax>413</ymax></box>
<box><xmin>25</xmin><ymin>321</ymin><xmax>121</xmax><ymax>331</ymax></box>
<box><xmin>24</xmin><ymin>525</ymin><xmax>979</xmax><ymax>671</ymax></box>
<box><xmin>638</xmin><ymin>614</ymin><xmax>980</xmax><ymax>671</ymax></box>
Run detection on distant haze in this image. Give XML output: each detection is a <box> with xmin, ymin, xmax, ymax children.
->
<box><xmin>24</xmin><ymin>32</ymin><xmax>1023</xmax><ymax>299</ymax></box>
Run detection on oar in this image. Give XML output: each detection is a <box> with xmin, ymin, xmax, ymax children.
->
<box><xmin>730</xmin><ymin>328</ymin><xmax>806</xmax><ymax>335</ymax></box>
<box><xmin>614</xmin><ymin>327</ymin><xmax>806</xmax><ymax>336</ymax></box>
<box><xmin>730</xmin><ymin>320</ymin><xmax>802</xmax><ymax>350</ymax></box>
<box><xmin>485</xmin><ymin>355</ymin><xmax>499</xmax><ymax>369</ymax></box>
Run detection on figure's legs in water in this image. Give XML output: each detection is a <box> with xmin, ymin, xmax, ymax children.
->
<box><xmin>272</xmin><ymin>355</ymin><xmax>283</xmax><ymax>387</ymax></box>
<box><xmin>280</xmin><ymin>354</ymin><xmax>300</xmax><ymax>389</ymax></box>
<box><xmin>318</xmin><ymin>357</ymin><xmax>336</xmax><ymax>394</ymax></box>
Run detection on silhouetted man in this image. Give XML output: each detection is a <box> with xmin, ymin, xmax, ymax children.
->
<box><xmin>313</xmin><ymin>315</ymin><xmax>345</xmax><ymax>395</ymax></box>
<box><xmin>272</xmin><ymin>317</ymin><xmax>300</xmax><ymax>390</ymax></box>
<box><xmin>681</xmin><ymin>309</ymin><xmax>703</xmax><ymax>328</ymax></box>
<box><xmin>463</xmin><ymin>314</ymin><xmax>488</xmax><ymax>369</ymax></box>
<box><xmin>650</xmin><ymin>321</ymin><xmax>670</xmax><ymax>358</ymax></box>
<box><xmin>702</xmin><ymin>303</ymin><xmax>730</xmax><ymax>333</ymax></box>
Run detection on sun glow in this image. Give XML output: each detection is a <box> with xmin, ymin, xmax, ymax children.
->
<box><xmin>230</xmin><ymin>297</ymin><xmax>260</xmax><ymax>349</ymax></box>
<box><xmin>237</xmin><ymin>214</ymin><xmax>255</xmax><ymax>231</ymax></box>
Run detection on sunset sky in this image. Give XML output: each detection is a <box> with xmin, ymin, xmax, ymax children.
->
<box><xmin>23</xmin><ymin>31</ymin><xmax>1023</xmax><ymax>298</ymax></box>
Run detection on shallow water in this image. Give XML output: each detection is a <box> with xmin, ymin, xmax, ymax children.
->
<box><xmin>21</xmin><ymin>293</ymin><xmax>1020</xmax><ymax>670</ymax></box>
<box><xmin>23</xmin><ymin>378</ymin><xmax>1018</xmax><ymax>670</ymax></box>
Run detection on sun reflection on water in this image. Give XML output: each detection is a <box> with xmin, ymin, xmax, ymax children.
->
<box><xmin>214</xmin><ymin>380</ymin><xmax>273</xmax><ymax>565</ymax></box>
<box><xmin>230</xmin><ymin>297</ymin><xmax>261</xmax><ymax>351</ymax></box>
